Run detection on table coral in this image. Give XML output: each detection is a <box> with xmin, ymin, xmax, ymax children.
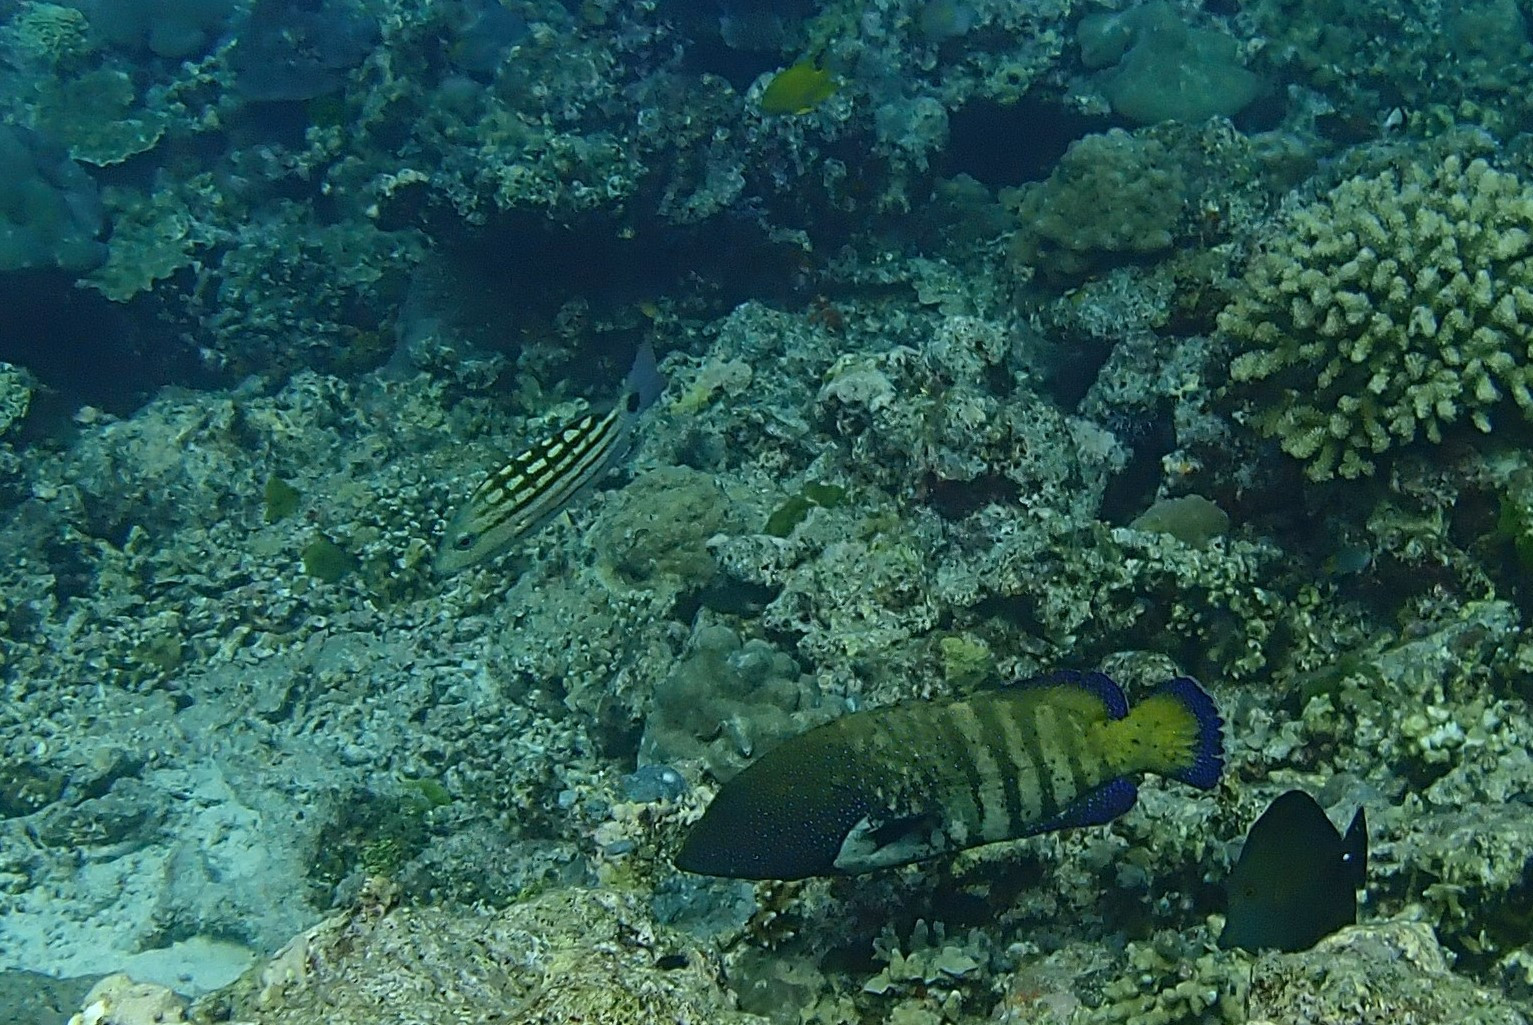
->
<box><xmin>1220</xmin><ymin>153</ymin><xmax>1533</xmax><ymax>480</ymax></box>
<box><xmin>2</xmin><ymin>2</ymin><xmax>92</xmax><ymax>67</ymax></box>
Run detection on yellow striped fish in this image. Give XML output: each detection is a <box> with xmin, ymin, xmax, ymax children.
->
<box><xmin>675</xmin><ymin>671</ymin><xmax>1222</xmax><ymax>879</ymax></box>
<box><xmin>436</xmin><ymin>344</ymin><xmax>665</xmax><ymax>575</ymax></box>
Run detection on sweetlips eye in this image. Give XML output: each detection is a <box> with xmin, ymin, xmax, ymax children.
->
<box><xmin>453</xmin><ymin>533</ymin><xmax>477</xmax><ymax>551</ymax></box>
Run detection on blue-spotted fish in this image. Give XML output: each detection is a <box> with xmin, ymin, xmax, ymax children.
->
<box><xmin>436</xmin><ymin>344</ymin><xmax>665</xmax><ymax>575</ymax></box>
<box><xmin>675</xmin><ymin>671</ymin><xmax>1222</xmax><ymax>880</ymax></box>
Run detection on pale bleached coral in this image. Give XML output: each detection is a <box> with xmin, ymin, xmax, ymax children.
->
<box><xmin>1221</xmin><ymin>154</ymin><xmax>1533</xmax><ymax>479</ymax></box>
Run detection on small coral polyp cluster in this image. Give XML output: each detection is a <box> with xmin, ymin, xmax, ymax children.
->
<box><xmin>1220</xmin><ymin>155</ymin><xmax>1533</xmax><ymax>480</ymax></box>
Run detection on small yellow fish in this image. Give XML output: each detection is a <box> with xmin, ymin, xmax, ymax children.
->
<box><xmin>436</xmin><ymin>344</ymin><xmax>665</xmax><ymax>575</ymax></box>
<box><xmin>760</xmin><ymin>62</ymin><xmax>838</xmax><ymax>115</ymax></box>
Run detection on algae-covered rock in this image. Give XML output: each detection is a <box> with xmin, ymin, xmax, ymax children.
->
<box><xmin>68</xmin><ymin>974</ymin><xmax>187</xmax><ymax>1025</ymax></box>
<box><xmin>1248</xmin><ymin>921</ymin><xmax>1527</xmax><ymax>1024</ymax></box>
<box><xmin>0</xmin><ymin>364</ymin><xmax>32</xmax><ymax>438</ymax></box>
<box><xmin>1007</xmin><ymin>128</ymin><xmax>1187</xmax><ymax>282</ymax></box>
<box><xmin>196</xmin><ymin>881</ymin><xmax>768</xmax><ymax>1025</ymax></box>
<box><xmin>936</xmin><ymin>632</ymin><xmax>994</xmax><ymax>688</ymax></box>
<box><xmin>0</xmin><ymin>760</ymin><xmax>66</xmax><ymax>818</ymax></box>
<box><xmin>593</xmin><ymin>466</ymin><xmax>741</xmax><ymax>589</ymax></box>
<box><xmin>1068</xmin><ymin>920</ymin><xmax>1525</xmax><ymax>1024</ymax></box>
<box><xmin>639</xmin><ymin>622</ymin><xmax>832</xmax><ymax>781</ymax></box>
<box><xmin>1083</xmin><ymin>2</ymin><xmax>1262</xmax><ymax>125</ymax></box>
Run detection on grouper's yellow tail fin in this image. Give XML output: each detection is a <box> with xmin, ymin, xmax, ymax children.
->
<box><xmin>1120</xmin><ymin>677</ymin><xmax>1224</xmax><ymax>789</ymax></box>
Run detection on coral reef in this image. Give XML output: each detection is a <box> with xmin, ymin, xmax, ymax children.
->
<box><xmin>1008</xmin><ymin>128</ymin><xmax>1188</xmax><ymax>283</ymax></box>
<box><xmin>67</xmin><ymin>975</ymin><xmax>188</xmax><ymax>1025</ymax></box>
<box><xmin>2</xmin><ymin>2</ymin><xmax>92</xmax><ymax>69</ymax></box>
<box><xmin>1049</xmin><ymin>920</ymin><xmax>1529</xmax><ymax>1025</ymax></box>
<box><xmin>4</xmin><ymin>0</ymin><xmax>1533</xmax><ymax>1020</ymax></box>
<box><xmin>1247</xmin><ymin>0</ymin><xmax>1533</xmax><ymax>129</ymax></box>
<box><xmin>0</xmin><ymin>363</ymin><xmax>32</xmax><ymax>439</ymax></box>
<box><xmin>1007</xmin><ymin>119</ymin><xmax>1268</xmax><ymax>288</ymax></box>
<box><xmin>1248</xmin><ymin>922</ymin><xmax>1528</xmax><ymax>1024</ymax></box>
<box><xmin>592</xmin><ymin>465</ymin><xmax>743</xmax><ymax>591</ymax></box>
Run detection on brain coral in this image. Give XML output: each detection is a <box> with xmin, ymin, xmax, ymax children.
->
<box><xmin>1220</xmin><ymin>154</ymin><xmax>1533</xmax><ymax>479</ymax></box>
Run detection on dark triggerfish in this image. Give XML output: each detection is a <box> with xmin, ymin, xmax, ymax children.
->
<box><xmin>675</xmin><ymin>671</ymin><xmax>1223</xmax><ymax>880</ymax></box>
<box><xmin>1219</xmin><ymin>790</ymin><xmax>1367</xmax><ymax>952</ymax></box>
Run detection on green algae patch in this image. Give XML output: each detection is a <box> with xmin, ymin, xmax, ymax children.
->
<box><xmin>937</xmin><ymin>633</ymin><xmax>995</xmax><ymax>689</ymax></box>
<box><xmin>765</xmin><ymin>482</ymin><xmax>847</xmax><ymax>537</ymax></box>
<box><xmin>264</xmin><ymin>475</ymin><xmax>301</xmax><ymax>523</ymax></box>
<box><xmin>302</xmin><ymin>535</ymin><xmax>358</xmax><ymax>583</ymax></box>
<box><xmin>132</xmin><ymin>629</ymin><xmax>184</xmax><ymax>675</ymax></box>
<box><xmin>309</xmin><ymin>787</ymin><xmax>432</xmax><ymax>890</ymax></box>
<box><xmin>1495</xmin><ymin>492</ymin><xmax>1533</xmax><ymax>572</ymax></box>
<box><xmin>0</xmin><ymin>761</ymin><xmax>66</xmax><ymax>818</ymax></box>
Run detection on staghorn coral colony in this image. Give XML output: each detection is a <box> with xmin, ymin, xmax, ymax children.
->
<box><xmin>1</xmin><ymin>0</ymin><xmax>1533</xmax><ymax>1022</ymax></box>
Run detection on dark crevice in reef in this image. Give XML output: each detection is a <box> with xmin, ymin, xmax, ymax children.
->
<box><xmin>943</xmin><ymin>95</ymin><xmax>1113</xmax><ymax>188</ymax></box>
<box><xmin>0</xmin><ymin>271</ymin><xmax>201</xmax><ymax>418</ymax></box>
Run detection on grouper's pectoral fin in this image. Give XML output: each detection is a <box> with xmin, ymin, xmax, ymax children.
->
<box><xmin>833</xmin><ymin>810</ymin><xmax>946</xmax><ymax>873</ymax></box>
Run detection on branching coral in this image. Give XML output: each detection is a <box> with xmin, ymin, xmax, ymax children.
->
<box><xmin>1220</xmin><ymin>154</ymin><xmax>1533</xmax><ymax>479</ymax></box>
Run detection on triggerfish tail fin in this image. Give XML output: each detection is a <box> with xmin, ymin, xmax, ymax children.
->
<box><xmin>625</xmin><ymin>341</ymin><xmax>666</xmax><ymax>415</ymax></box>
<box><xmin>1117</xmin><ymin>676</ymin><xmax>1224</xmax><ymax>789</ymax></box>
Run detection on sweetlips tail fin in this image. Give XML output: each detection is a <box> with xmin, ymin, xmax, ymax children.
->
<box><xmin>626</xmin><ymin>342</ymin><xmax>665</xmax><ymax>413</ymax></box>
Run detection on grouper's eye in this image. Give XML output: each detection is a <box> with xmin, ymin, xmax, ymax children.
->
<box><xmin>453</xmin><ymin>533</ymin><xmax>477</xmax><ymax>551</ymax></box>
